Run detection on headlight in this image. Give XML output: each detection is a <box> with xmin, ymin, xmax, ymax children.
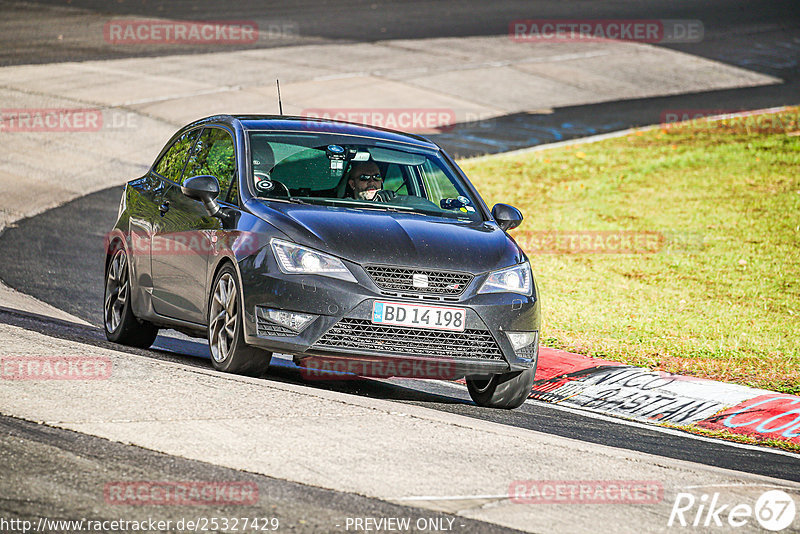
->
<box><xmin>478</xmin><ymin>262</ymin><xmax>532</xmax><ymax>296</ymax></box>
<box><xmin>256</xmin><ymin>306</ymin><xmax>316</xmax><ymax>333</ymax></box>
<box><xmin>270</xmin><ymin>239</ymin><xmax>357</xmax><ymax>283</ymax></box>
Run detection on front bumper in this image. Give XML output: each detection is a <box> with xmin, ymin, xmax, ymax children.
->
<box><xmin>239</xmin><ymin>256</ymin><xmax>540</xmax><ymax>378</ymax></box>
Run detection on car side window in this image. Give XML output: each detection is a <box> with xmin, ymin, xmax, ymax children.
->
<box><xmin>382</xmin><ymin>164</ymin><xmax>409</xmax><ymax>195</ymax></box>
<box><xmin>419</xmin><ymin>160</ymin><xmax>461</xmax><ymax>200</ymax></box>
<box><xmin>154</xmin><ymin>129</ymin><xmax>199</xmax><ymax>182</ymax></box>
<box><xmin>184</xmin><ymin>128</ymin><xmax>236</xmax><ymax>202</ymax></box>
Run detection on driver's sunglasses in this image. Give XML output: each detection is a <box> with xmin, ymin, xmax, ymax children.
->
<box><xmin>357</xmin><ymin>173</ymin><xmax>382</xmax><ymax>182</ymax></box>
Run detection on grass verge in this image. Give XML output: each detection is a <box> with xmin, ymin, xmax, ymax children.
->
<box><xmin>460</xmin><ymin>108</ymin><xmax>800</xmax><ymax>394</ymax></box>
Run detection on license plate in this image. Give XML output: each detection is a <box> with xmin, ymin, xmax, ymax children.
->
<box><xmin>371</xmin><ymin>301</ymin><xmax>466</xmax><ymax>332</ymax></box>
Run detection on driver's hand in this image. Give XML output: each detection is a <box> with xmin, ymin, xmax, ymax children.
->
<box><xmin>372</xmin><ymin>190</ymin><xmax>396</xmax><ymax>202</ymax></box>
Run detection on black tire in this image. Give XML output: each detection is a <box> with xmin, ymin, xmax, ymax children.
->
<box><xmin>207</xmin><ymin>264</ymin><xmax>272</xmax><ymax>377</ymax></box>
<box><xmin>466</xmin><ymin>367</ymin><xmax>536</xmax><ymax>409</ymax></box>
<box><xmin>104</xmin><ymin>246</ymin><xmax>158</xmax><ymax>348</ymax></box>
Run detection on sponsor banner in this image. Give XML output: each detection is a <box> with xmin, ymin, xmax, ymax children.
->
<box><xmin>531</xmin><ymin>365</ymin><xmax>760</xmax><ymax>425</ymax></box>
<box><xmin>532</xmin><ymin>349</ymin><xmax>800</xmax><ymax>444</ymax></box>
<box><xmin>510</xmin><ymin>19</ymin><xmax>703</xmax><ymax>43</ymax></box>
<box><xmin>299</xmin><ymin>356</ymin><xmax>458</xmax><ymax>380</ymax></box>
<box><xmin>1</xmin><ymin>356</ymin><xmax>111</xmax><ymax>380</ymax></box>
<box><xmin>104</xmin><ymin>20</ymin><xmax>263</xmax><ymax>45</ymax></box>
<box><xmin>300</xmin><ymin>108</ymin><xmax>457</xmax><ymax>134</ymax></box>
<box><xmin>697</xmin><ymin>394</ymin><xmax>800</xmax><ymax>443</ymax></box>
<box><xmin>509</xmin><ymin>480</ymin><xmax>663</xmax><ymax>504</ymax></box>
<box><xmin>104</xmin><ymin>481</ymin><xmax>258</xmax><ymax>506</ymax></box>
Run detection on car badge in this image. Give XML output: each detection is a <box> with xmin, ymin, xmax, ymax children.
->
<box><xmin>412</xmin><ymin>273</ymin><xmax>429</xmax><ymax>289</ymax></box>
<box><xmin>446</xmin><ymin>283</ymin><xmax>460</xmax><ymax>290</ymax></box>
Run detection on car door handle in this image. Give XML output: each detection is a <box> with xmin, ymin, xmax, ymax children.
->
<box><xmin>158</xmin><ymin>200</ymin><xmax>170</xmax><ymax>216</ymax></box>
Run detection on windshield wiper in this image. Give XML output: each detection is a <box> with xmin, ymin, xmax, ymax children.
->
<box><xmin>372</xmin><ymin>205</ymin><xmax>420</xmax><ymax>213</ymax></box>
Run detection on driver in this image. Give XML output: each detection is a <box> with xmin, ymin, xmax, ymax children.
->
<box><xmin>346</xmin><ymin>160</ymin><xmax>395</xmax><ymax>201</ymax></box>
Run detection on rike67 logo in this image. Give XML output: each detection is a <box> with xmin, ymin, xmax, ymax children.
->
<box><xmin>668</xmin><ymin>489</ymin><xmax>797</xmax><ymax>531</ymax></box>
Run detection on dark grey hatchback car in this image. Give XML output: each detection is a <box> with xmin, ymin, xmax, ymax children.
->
<box><xmin>104</xmin><ymin>115</ymin><xmax>540</xmax><ymax>408</ymax></box>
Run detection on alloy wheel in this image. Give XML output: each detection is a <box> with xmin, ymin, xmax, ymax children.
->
<box><xmin>104</xmin><ymin>249</ymin><xmax>128</xmax><ymax>333</ymax></box>
<box><xmin>209</xmin><ymin>273</ymin><xmax>238</xmax><ymax>363</ymax></box>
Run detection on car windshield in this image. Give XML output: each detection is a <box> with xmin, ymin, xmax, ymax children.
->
<box><xmin>247</xmin><ymin>131</ymin><xmax>483</xmax><ymax>222</ymax></box>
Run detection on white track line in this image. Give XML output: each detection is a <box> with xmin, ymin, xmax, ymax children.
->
<box><xmin>390</xmin><ymin>494</ymin><xmax>509</xmax><ymax>502</ymax></box>
<box><xmin>389</xmin><ymin>484</ymin><xmax>800</xmax><ymax>502</ymax></box>
<box><xmin>682</xmin><ymin>483</ymin><xmax>800</xmax><ymax>491</ymax></box>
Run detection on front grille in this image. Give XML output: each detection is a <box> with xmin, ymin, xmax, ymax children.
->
<box><xmin>314</xmin><ymin>318</ymin><xmax>504</xmax><ymax>361</ymax></box>
<box><xmin>365</xmin><ymin>265</ymin><xmax>472</xmax><ymax>296</ymax></box>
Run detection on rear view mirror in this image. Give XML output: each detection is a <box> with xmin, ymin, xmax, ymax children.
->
<box><xmin>492</xmin><ymin>203</ymin><xmax>523</xmax><ymax>231</ymax></box>
<box><xmin>181</xmin><ymin>175</ymin><xmax>221</xmax><ymax>217</ymax></box>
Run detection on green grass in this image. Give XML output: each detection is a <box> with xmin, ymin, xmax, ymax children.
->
<box><xmin>460</xmin><ymin>108</ymin><xmax>800</xmax><ymax>394</ymax></box>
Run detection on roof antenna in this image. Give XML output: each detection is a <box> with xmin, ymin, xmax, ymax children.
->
<box><xmin>276</xmin><ymin>79</ymin><xmax>283</xmax><ymax>115</ymax></box>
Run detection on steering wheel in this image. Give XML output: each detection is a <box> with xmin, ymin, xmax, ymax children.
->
<box><xmin>371</xmin><ymin>190</ymin><xmax>397</xmax><ymax>202</ymax></box>
<box><xmin>254</xmin><ymin>172</ymin><xmax>291</xmax><ymax>197</ymax></box>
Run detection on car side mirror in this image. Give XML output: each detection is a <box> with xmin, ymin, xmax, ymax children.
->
<box><xmin>181</xmin><ymin>175</ymin><xmax>221</xmax><ymax>217</ymax></box>
<box><xmin>492</xmin><ymin>203</ymin><xmax>523</xmax><ymax>231</ymax></box>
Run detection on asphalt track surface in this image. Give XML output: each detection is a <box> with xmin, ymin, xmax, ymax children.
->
<box><xmin>0</xmin><ymin>413</ymin><xmax>523</xmax><ymax>533</ymax></box>
<box><xmin>0</xmin><ymin>187</ymin><xmax>797</xmax><ymax>486</ymax></box>
<box><xmin>2</xmin><ymin>0</ymin><xmax>800</xmax><ymax>156</ymax></box>
<box><xmin>3</xmin><ymin>0</ymin><xmax>798</xmax><ymax>67</ymax></box>
<box><xmin>1</xmin><ymin>1</ymin><xmax>799</xmax><ymax>528</ymax></box>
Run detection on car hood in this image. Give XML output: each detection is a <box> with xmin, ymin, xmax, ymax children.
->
<box><xmin>246</xmin><ymin>200</ymin><xmax>524</xmax><ymax>274</ymax></box>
